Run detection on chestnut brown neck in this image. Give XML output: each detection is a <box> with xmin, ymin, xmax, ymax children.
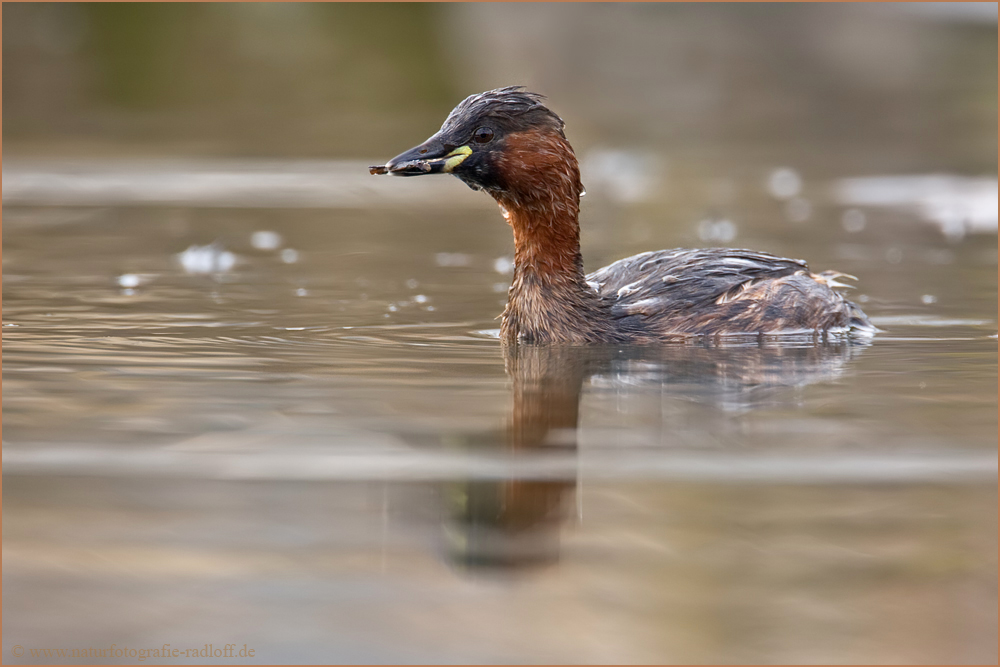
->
<box><xmin>490</xmin><ymin>129</ymin><xmax>609</xmax><ymax>344</ymax></box>
<box><xmin>503</xmin><ymin>199</ymin><xmax>585</xmax><ymax>286</ymax></box>
<box><xmin>493</xmin><ymin>129</ymin><xmax>587</xmax><ymax>284</ymax></box>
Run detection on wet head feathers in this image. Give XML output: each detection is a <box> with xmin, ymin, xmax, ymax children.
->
<box><xmin>441</xmin><ymin>86</ymin><xmax>566</xmax><ymax>137</ymax></box>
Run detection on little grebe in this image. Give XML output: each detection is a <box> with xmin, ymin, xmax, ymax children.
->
<box><xmin>372</xmin><ymin>87</ymin><xmax>874</xmax><ymax>344</ymax></box>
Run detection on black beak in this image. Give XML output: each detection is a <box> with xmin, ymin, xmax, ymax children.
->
<box><xmin>376</xmin><ymin>136</ymin><xmax>473</xmax><ymax>177</ymax></box>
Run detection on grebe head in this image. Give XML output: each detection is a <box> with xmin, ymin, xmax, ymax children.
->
<box><xmin>384</xmin><ymin>86</ymin><xmax>579</xmax><ymax>201</ymax></box>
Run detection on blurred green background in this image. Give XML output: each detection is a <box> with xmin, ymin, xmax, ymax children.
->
<box><xmin>3</xmin><ymin>2</ymin><xmax>996</xmax><ymax>175</ymax></box>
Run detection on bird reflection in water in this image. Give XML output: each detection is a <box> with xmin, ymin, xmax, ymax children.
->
<box><xmin>442</xmin><ymin>337</ymin><xmax>870</xmax><ymax>570</ymax></box>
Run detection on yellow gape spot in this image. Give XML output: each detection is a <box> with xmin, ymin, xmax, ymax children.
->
<box><xmin>443</xmin><ymin>145</ymin><xmax>473</xmax><ymax>173</ymax></box>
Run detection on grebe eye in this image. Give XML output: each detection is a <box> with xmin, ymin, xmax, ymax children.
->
<box><xmin>473</xmin><ymin>127</ymin><xmax>494</xmax><ymax>144</ymax></box>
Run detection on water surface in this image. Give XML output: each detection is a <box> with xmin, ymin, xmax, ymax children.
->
<box><xmin>3</xmin><ymin>185</ymin><xmax>996</xmax><ymax>663</ymax></box>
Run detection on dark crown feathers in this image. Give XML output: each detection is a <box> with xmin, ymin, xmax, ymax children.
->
<box><xmin>441</xmin><ymin>86</ymin><xmax>565</xmax><ymax>135</ymax></box>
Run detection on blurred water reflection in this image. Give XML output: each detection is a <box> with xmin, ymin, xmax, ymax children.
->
<box><xmin>445</xmin><ymin>341</ymin><xmax>878</xmax><ymax>570</ymax></box>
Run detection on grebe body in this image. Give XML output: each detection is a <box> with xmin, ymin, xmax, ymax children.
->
<box><xmin>373</xmin><ymin>87</ymin><xmax>873</xmax><ymax>344</ymax></box>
